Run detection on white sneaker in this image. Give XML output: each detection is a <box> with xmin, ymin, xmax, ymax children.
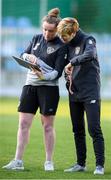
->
<box><xmin>94</xmin><ymin>165</ymin><xmax>104</xmax><ymax>175</ymax></box>
<box><xmin>64</xmin><ymin>163</ymin><xmax>86</xmax><ymax>172</ymax></box>
<box><xmin>44</xmin><ymin>161</ymin><xmax>54</xmax><ymax>171</ymax></box>
<box><xmin>2</xmin><ymin>159</ymin><xmax>24</xmax><ymax>170</ymax></box>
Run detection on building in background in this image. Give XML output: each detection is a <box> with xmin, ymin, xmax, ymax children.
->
<box><xmin>1</xmin><ymin>0</ymin><xmax>111</xmax><ymax>98</ymax></box>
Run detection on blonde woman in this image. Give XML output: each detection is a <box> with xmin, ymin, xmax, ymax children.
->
<box><xmin>57</xmin><ymin>18</ymin><xmax>105</xmax><ymax>175</ymax></box>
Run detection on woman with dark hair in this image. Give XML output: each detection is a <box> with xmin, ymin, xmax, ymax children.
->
<box><xmin>57</xmin><ymin>17</ymin><xmax>105</xmax><ymax>175</ymax></box>
<box><xmin>2</xmin><ymin>8</ymin><xmax>67</xmax><ymax>171</ymax></box>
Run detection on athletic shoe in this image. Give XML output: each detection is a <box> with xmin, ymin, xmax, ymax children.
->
<box><xmin>64</xmin><ymin>163</ymin><xmax>86</xmax><ymax>172</ymax></box>
<box><xmin>94</xmin><ymin>165</ymin><xmax>104</xmax><ymax>175</ymax></box>
<box><xmin>2</xmin><ymin>159</ymin><xmax>24</xmax><ymax>170</ymax></box>
<box><xmin>44</xmin><ymin>161</ymin><xmax>54</xmax><ymax>171</ymax></box>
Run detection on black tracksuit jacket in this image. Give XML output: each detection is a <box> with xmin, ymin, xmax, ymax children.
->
<box><xmin>23</xmin><ymin>34</ymin><xmax>68</xmax><ymax>80</ymax></box>
<box><xmin>67</xmin><ymin>29</ymin><xmax>100</xmax><ymax>102</ymax></box>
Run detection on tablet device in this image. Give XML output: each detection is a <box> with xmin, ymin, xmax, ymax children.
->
<box><xmin>12</xmin><ymin>56</ymin><xmax>41</xmax><ymax>71</ymax></box>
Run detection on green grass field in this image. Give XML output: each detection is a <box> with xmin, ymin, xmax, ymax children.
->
<box><xmin>0</xmin><ymin>97</ymin><xmax>111</xmax><ymax>179</ymax></box>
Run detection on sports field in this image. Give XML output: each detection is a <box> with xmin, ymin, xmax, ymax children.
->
<box><xmin>0</xmin><ymin>97</ymin><xmax>111</xmax><ymax>179</ymax></box>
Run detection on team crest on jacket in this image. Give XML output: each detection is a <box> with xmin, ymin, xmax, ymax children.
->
<box><xmin>75</xmin><ymin>47</ymin><xmax>80</xmax><ymax>55</ymax></box>
<box><xmin>47</xmin><ymin>47</ymin><xmax>55</xmax><ymax>54</ymax></box>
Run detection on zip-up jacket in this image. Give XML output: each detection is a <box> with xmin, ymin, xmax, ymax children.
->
<box><xmin>67</xmin><ymin>29</ymin><xmax>100</xmax><ymax>101</ymax></box>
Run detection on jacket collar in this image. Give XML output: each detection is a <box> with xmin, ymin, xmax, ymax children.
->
<box><xmin>69</xmin><ymin>29</ymin><xmax>85</xmax><ymax>46</ymax></box>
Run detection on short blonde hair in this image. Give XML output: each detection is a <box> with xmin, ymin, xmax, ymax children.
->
<box><xmin>57</xmin><ymin>17</ymin><xmax>79</xmax><ymax>36</ymax></box>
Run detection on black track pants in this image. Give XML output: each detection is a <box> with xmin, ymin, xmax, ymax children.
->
<box><xmin>69</xmin><ymin>100</ymin><xmax>105</xmax><ymax>167</ymax></box>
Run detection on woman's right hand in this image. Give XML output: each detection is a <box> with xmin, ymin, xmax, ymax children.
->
<box><xmin>26</xmin><ymin>54</ymin><xmax>37</xmax><ymax>64</ymax></box>
<box><xmin>65</xmin><ymin>63</ymin><xmax>74</xmax><ymax>95</ymax></box>
<box><xmin>65</xmin><ymin>62</ymin><xmax>73</xmax><ymax>75</ymax></box>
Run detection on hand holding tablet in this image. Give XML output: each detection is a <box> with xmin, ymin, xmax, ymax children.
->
<box><xmin>12</xmin><ymin>56</ymin><xmax>41</xmax><ymax>72</ymax></box>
